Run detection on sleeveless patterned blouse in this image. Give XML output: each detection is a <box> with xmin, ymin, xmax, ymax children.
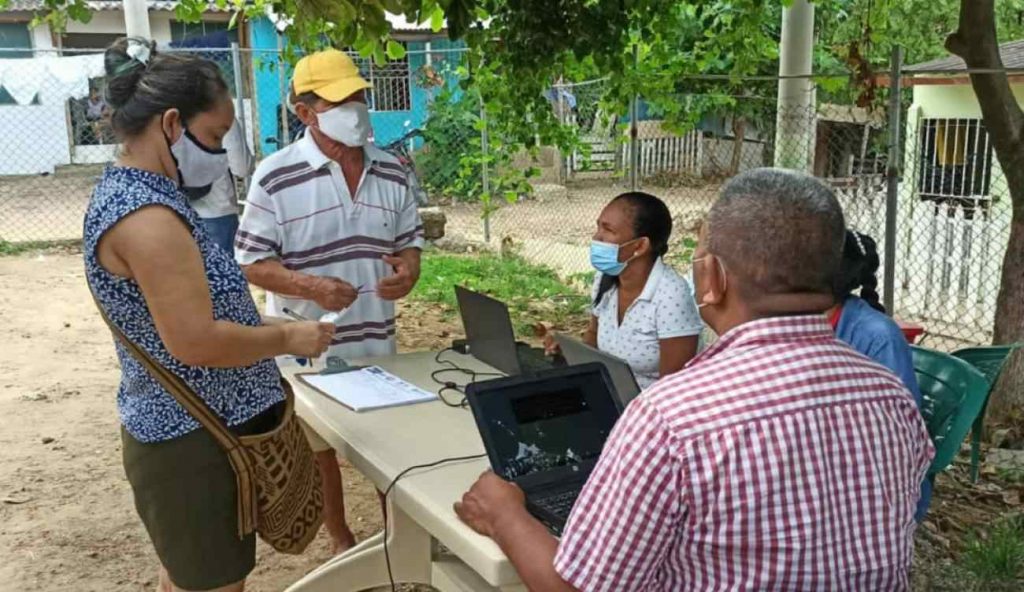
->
<box><xmin>84</xmin><ymin>167</ymin><xmax>284</xmax><ymax>443</ymax></box>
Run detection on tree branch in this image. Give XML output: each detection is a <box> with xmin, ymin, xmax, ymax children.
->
<box><xmin>945</xmin><ymin>0</ymin><xmax>1024</xmax><ymax>207</ymax></box>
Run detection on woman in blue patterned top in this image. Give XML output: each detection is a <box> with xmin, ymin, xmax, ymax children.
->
<box><xmin>83</xmin><ymin>38</ymin><xmax>333</xmax><ymax>592</ymax></box>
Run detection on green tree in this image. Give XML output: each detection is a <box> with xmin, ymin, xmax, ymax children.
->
<box><xmin>944</xmin><ymin>0</ymin><xmax>1024</xmax><ymax>424</ymax></box>
<box><xmin>12</xmin><ymin>0</ymin><xmax>1023</xmax><ymax>418</ymax></box>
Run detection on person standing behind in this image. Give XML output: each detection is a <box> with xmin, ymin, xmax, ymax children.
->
<box><xmin>829</xmin><ymin>228</ymin><xmax>931</xmax><ymax>521</ymax></box>
<box><xmin>179</xmin><ymin>116</ymin><xmax>252</xmax><ymax>253</ymax></box>
<box><xmin>235</xmin><ymin>49</ymin><xmax>424</xmax><ymax>553</ymax></box>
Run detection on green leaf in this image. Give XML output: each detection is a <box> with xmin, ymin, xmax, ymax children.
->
<box><xmin>66</xmin><ymin>1</ymin><xmax>91</xmax><ymax>23</ymax></box>
<box><xmin>386</xmin><ymin>40</ymin><xmax>407</xmax><ymax>60</ymax></box>
<box><xmin>372</xmin><ymin>43</ymin><xmax>388</xmax><ymax>65</ymax></box>
<box><xmin>430</xmin><ymin>6</ymin><xmax>445</xmax><ymax>33</ymax></box>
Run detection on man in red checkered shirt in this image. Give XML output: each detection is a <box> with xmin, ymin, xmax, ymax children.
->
<box><xmin>455</xmin><ymin>168</ymin><xmax>934</xmax><ymax>591</ymax></box>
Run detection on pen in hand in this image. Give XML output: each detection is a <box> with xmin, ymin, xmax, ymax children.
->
<box><xmin>282</xmin><ymin>307</ymin><xmax>309</xmax><ymax>322</ymax></box>
<box><xmin>281</xmin><ymin>307</ymin><xmax>328</xmax><ymax>366</ymax></box>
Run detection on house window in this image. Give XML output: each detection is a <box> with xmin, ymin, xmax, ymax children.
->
<box><xmin>60</xmin><ymin>33</ymin><xmax>122</xmax><ymax>49</ymax></box>
<box><xmin>365</xmin><ymin>53</ymin><xmax>411</xmax><ymax>112</ymax></box>
<box><xmin>0</xmin><ymin>22</ymin><xmax>33</xmax><ymax>105</ymax></box>
<box><xmin>917</xmin><ymin>118</ymin><xmax>994</xmax><ymax>201</ymax></box>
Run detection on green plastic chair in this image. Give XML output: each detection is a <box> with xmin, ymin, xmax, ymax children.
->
<box><xmin>911</xmin><ymin>346</ymin><xmax>992</xmax><ymax>477</ymax></box>
<box><xmin>951</xmin><ymin>343</ymin><xmax>1022</xmax><ymax>482</ymax></box>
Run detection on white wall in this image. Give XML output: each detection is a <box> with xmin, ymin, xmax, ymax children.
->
<box><xmin>61</xmin><ymin>10</ymin><xmax>173</xmax><ymax>44</ymax></box>
<box><xmin>30</xmin><ymin>23</ymin><xmax>53</xmax><ymax>51</ymax></box>
<box><xmin>149</xmin><ymin>12</ymin><xmax>174</xmax><ymax>44</ymax></box>
<box><xmin>0</xmin><ymin>104</ymin><xmax>70</xmax><ymax>175</ymax></box>
<box><xmin>65</xmin><ymin>11</ymin><xmax>127</xmax><ymax>35</ymax></box>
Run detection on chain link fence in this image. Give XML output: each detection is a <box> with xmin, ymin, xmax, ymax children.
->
<box><xmin>0</xmin><ymin>44</ymin><xmax>1013</xmax><ymax>349</ymax></box>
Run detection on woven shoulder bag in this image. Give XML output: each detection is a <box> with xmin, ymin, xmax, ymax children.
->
<box><xmin>93</xmin><ymin>296</ymin><xmax>323</xmax><ymax>554</ymax></box>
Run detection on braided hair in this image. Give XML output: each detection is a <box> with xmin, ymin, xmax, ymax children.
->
<box><xmin>593</xmin><ymin>192</ymin><xmax>673</xmax><ymax>307</ymax></box>
<box><xmin>835</xmin><ymin>229</ymin><xmax>885</xmax><ymax>313</ymax></box>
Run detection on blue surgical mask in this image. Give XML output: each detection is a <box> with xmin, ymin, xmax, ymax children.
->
<box><xmin>590</xmin><ymin>239</ymin><xmax>636</xmax><ymax>276</ymax></box>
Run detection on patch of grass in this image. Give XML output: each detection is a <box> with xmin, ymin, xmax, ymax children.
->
<box><xmin>410</xmin><ymin>251</ymin><xmax>590</xmax><ymax>336</ymax></box>
<box><xmin>960</xmin><ymin>513</ymin><xmax>1024</xmax><ymax>589</ymax></box>
<box><xmin>0</xmin><ymin>239</ymin><xmax>80</xmax><ymax>256</ymax></box>
<box><xmin>665</xmin><ymin>236</ymin><xmax>698</xmax><ymax>270</ymax></box>
<box><xmin>997</xmin><ymin>467</ymin><xmax>1024</xmax><ymax>484</ymax></box>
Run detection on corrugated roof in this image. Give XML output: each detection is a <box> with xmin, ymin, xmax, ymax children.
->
<box><xmin>385</xmin><ymin>12</ymin><xmax>444</xmax><ymax>33</ymax></box>
<box><xmin>905</xmin><ymin>39</ymin><xmax>1024</xmax><ymax>72</ymax></box>
<box><xmin>4</xmin><ymin>0</ymin><xmax>235</xmax><ymax>12</ymax></box>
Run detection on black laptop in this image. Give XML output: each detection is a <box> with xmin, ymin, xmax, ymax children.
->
<box><xmin>455</xmin><ymin>285</ymin><xmax>552</xmax><ymax>375</ymax></box>
<box><xmin>554</xmin><ymin>334</ymin><xmax>642</xmax><ymax>409</ymax></box>
<box><xmin>466</xmin><ymin>363</ymin><xmax>622</xmax><ymax>535</ymax></box>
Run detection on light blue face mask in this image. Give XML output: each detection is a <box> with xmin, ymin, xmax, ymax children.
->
<box><xmin>590</xmin><ymin>239</ymin><xmax>638</xmax><ymax>276</ymax></box>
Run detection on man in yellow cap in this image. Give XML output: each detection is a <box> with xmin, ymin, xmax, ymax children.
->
<box><xmin>235</xmin><ymin>49</ymin><xmax>425</xmax><ymax>554</ymax></box>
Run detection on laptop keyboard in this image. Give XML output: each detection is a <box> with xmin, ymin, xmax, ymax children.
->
<box><xmin>533</xmin><ymin>489</ymin><xmax>580</xmax><ymax>518</ymax></box>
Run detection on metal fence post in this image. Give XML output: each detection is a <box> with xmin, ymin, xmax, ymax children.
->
<box><xmin>883</xmin><ymin>46</ymin><xmax>903</xmax><ymax>314</ymax></box>
<box><xmin>480</xmin><ymin>100</ymin><xmax>491</xmax><ymax>243</ymax></box>
<box><xmin>629</xmin><ymin>44</ymin><xmax>640</xmax><ymax>191</ymax></box>
<box><xmin>230</xmin><ymin>42</ymin><xmax>251</xmax><ymax>192</ymax></box>
<box><xmin>276</xmin><ymin>34</ymin><xmax>290</xmax><ymax>147</ymax></box>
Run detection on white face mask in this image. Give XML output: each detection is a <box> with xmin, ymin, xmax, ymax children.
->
<box><xmin>316</xmin><ymin>102</ymin><xmax>371</xmax><ymax>147</ymax></box>
<box><xmin>169</xmin><ymin>129</ymin><xmax>228</xmax><ymax>201</ymax></box>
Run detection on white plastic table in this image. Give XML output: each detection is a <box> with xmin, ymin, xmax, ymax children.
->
<box><xmin>280</xmin><ymin>351</ymin><xmax>527</xmax><ymax>592</ymax></box>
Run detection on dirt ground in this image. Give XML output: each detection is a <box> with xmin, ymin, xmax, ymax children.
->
<box><xmin>0</xmin><ymin>249</ymin><xmax>458</xmax><ymax>592</ymax></box>
<box><xmin>1</xmin><ymin>248</ymin><xmax>1021</xmax><ymax>592</ymax></box>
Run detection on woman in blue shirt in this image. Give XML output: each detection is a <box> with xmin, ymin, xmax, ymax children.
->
<box><xmin>85</xmin><ymin>39</ymin><xmax>332</xmax><ymax>592</ymax></box>
<box><xmin>829</xmin><ymin>229</ymin><xmax>931</xmax><ymax>520</ymax></box>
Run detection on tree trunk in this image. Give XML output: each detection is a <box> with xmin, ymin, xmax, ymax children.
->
<box><xmin>947</xmin><ymin>0</ymin><xmax>1024</xmax><ymax>422</ymax></box>
<box><xmin>730</xmin><ymin>117</ymin><xmax>746</xmax><ymax>175</ymax></box>
<box><xmin>991</xmin><ymin>210</ymin><xmax>1024</xmax><ymax>422</ymax></box>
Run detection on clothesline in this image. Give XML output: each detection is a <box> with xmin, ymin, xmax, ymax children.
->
<box><xmin>0</xmin><ymin>53</ymin><xmax>105</xmax><ymax>106</ymax></box>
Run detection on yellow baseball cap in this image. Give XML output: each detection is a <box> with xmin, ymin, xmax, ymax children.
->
<box><xmin>292</xmin><ymin>49</ymin><xmax>371</xmax><ymax>103</ymax></box>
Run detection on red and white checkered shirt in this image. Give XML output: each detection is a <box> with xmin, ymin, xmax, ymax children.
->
<box><xmin>554</xmin><ymin>315</ymin><xmax>933</xmax><ymax>591</ymax></box>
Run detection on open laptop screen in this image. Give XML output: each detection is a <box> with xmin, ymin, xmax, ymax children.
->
<box><xmin>555</xmin><ymin>334</ymin><xmax>641</xmax><ymax>408</ymax></box>
<box><xmin>468</xmin><ymin>364</ymin><xmax>621</xmax><ymax>482</ymax></box>
<box><xmin>455</xmin><ymin>285</ymin><xmax>521</xmax><ymax>375</ymax></box>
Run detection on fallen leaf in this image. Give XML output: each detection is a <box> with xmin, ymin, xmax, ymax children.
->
<box><xmin>2</xmin><ymin>494</ymin><xmax>33</xmax><ymax>505</ymax></box>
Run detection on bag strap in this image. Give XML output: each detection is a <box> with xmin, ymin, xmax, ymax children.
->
<box><xmin>87</xmin><ymin>289</ymin><xmax>244</xmax><ymax>453</ymax></box>
<box><xmin>89</xmin><ymin>288</ymin><xmax>258</xmax><ymax>536</ymax></box>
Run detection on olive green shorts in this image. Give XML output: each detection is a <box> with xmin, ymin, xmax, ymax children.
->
<box><xmin>121</xmin><ymin>403</ymin><xmax>283</xmax><ymax>591</ymax></box>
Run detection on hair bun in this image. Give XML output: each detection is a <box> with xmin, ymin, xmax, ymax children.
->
<box><xmin>103</xmin><ymin>37</ymin><xmax>156</xmax><ymax>109</ymax></box>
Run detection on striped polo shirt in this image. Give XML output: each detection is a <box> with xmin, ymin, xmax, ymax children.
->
<box><xmin>235</xmin><ymin>131</ymin><xmax>424</xmax><ymax>359</ymax></box>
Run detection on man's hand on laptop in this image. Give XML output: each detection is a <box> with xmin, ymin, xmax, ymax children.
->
<box><xmin>456</xmin><ymin>471</ymin><xmax>580</xmax><ymax>592</ymax></box>
<box><xmin>311</xmin><ymin>277</ymin><xmax>358</xmax><ymax>311</ymax></box>
<box><xmin>455</xmin><ymin>471</ymin><xmax>527</xmax><ymax>538</ymax></box>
